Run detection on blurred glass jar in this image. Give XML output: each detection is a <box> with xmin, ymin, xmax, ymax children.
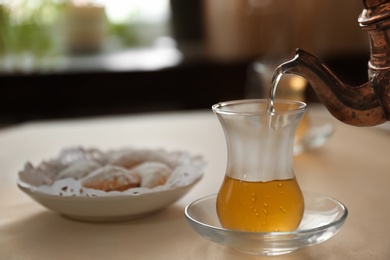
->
<box><xmin>64</xmin><ymin>1</ymin><xmax>106</xmax><ymax>53</ymax></box>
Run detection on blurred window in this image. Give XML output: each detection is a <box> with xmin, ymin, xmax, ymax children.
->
<box><xmin>0</xmin><ymin>0</ymin><xmax>172</xmax><ymax>72</ymax></box>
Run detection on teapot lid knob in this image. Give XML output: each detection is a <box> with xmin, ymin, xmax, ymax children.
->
<box><xmin>359</xmin><ymin>0</ymin><xmax>390</xmax><ymax>26</ymax></box>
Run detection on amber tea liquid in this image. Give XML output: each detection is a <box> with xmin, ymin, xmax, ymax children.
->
<box><xmin>217</xmin><ymin>175</ymin><xmax>304</xmax><ymax>232</ymax></box>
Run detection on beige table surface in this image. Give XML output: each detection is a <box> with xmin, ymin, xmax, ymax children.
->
<box><xmin>1</xmin><ymin>104</ymin><xmax>390</xmax><ymax>260</ymax></box>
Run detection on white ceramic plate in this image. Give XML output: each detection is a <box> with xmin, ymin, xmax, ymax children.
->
<box><xmin>18</xmin><ymin>175</ymin><xmax>202</xmax><ymax>222</ymax></box>
<box><xmin>17</xmin><ymin>147</ymin><xmax>205</xmax><ymax>222</ymax></box>
<box><xmin>376</xmin><ymin>121</ymin><xmax>390</xmax><ymax>132</ymax></box>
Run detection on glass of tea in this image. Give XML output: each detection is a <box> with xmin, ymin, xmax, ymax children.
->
<box><xmin>212</xmin><ymin>99</ymin><xmax>306</xmax><ymax>232</ymax></box>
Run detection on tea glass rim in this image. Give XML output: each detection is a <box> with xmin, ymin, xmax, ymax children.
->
<box><xmin>212</xmin><ymin>99</ymin><xmax>307</xmax><ymax>116</ymax></box>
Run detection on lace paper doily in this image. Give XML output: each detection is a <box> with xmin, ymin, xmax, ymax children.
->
<box><xmin>18</xmin><ymin>147</ymin><xmax>206</xmax><ymax>197</ymax></box>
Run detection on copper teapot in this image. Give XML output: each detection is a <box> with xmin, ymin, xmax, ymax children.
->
<box><xmin>279</xmin><ymin>0</ymin><xmax>390</xmax><ymax>126</ymax></box>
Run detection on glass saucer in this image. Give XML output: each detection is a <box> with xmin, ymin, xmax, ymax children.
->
<box><xmin>184</xmin><ymin>192</ymin><xmax>347</xmax><ymax>256</ymax></box>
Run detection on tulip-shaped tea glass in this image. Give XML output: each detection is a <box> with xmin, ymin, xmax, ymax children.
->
<box><xmin>212</xmin><ymin>99</ymin><xmax>306</xmax><ymax>232</ymax></box>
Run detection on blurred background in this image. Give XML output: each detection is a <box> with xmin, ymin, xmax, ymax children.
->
<box><xmin>0</xmin><ymin>0</ymin><xmax>369</xmax><ymax>125</ymax></box>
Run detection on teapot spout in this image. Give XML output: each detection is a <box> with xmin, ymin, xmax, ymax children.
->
<box><xmin>280</xmin><ymin>49</ymin><xmax>388</xmax><ymax>126</ymax></box>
